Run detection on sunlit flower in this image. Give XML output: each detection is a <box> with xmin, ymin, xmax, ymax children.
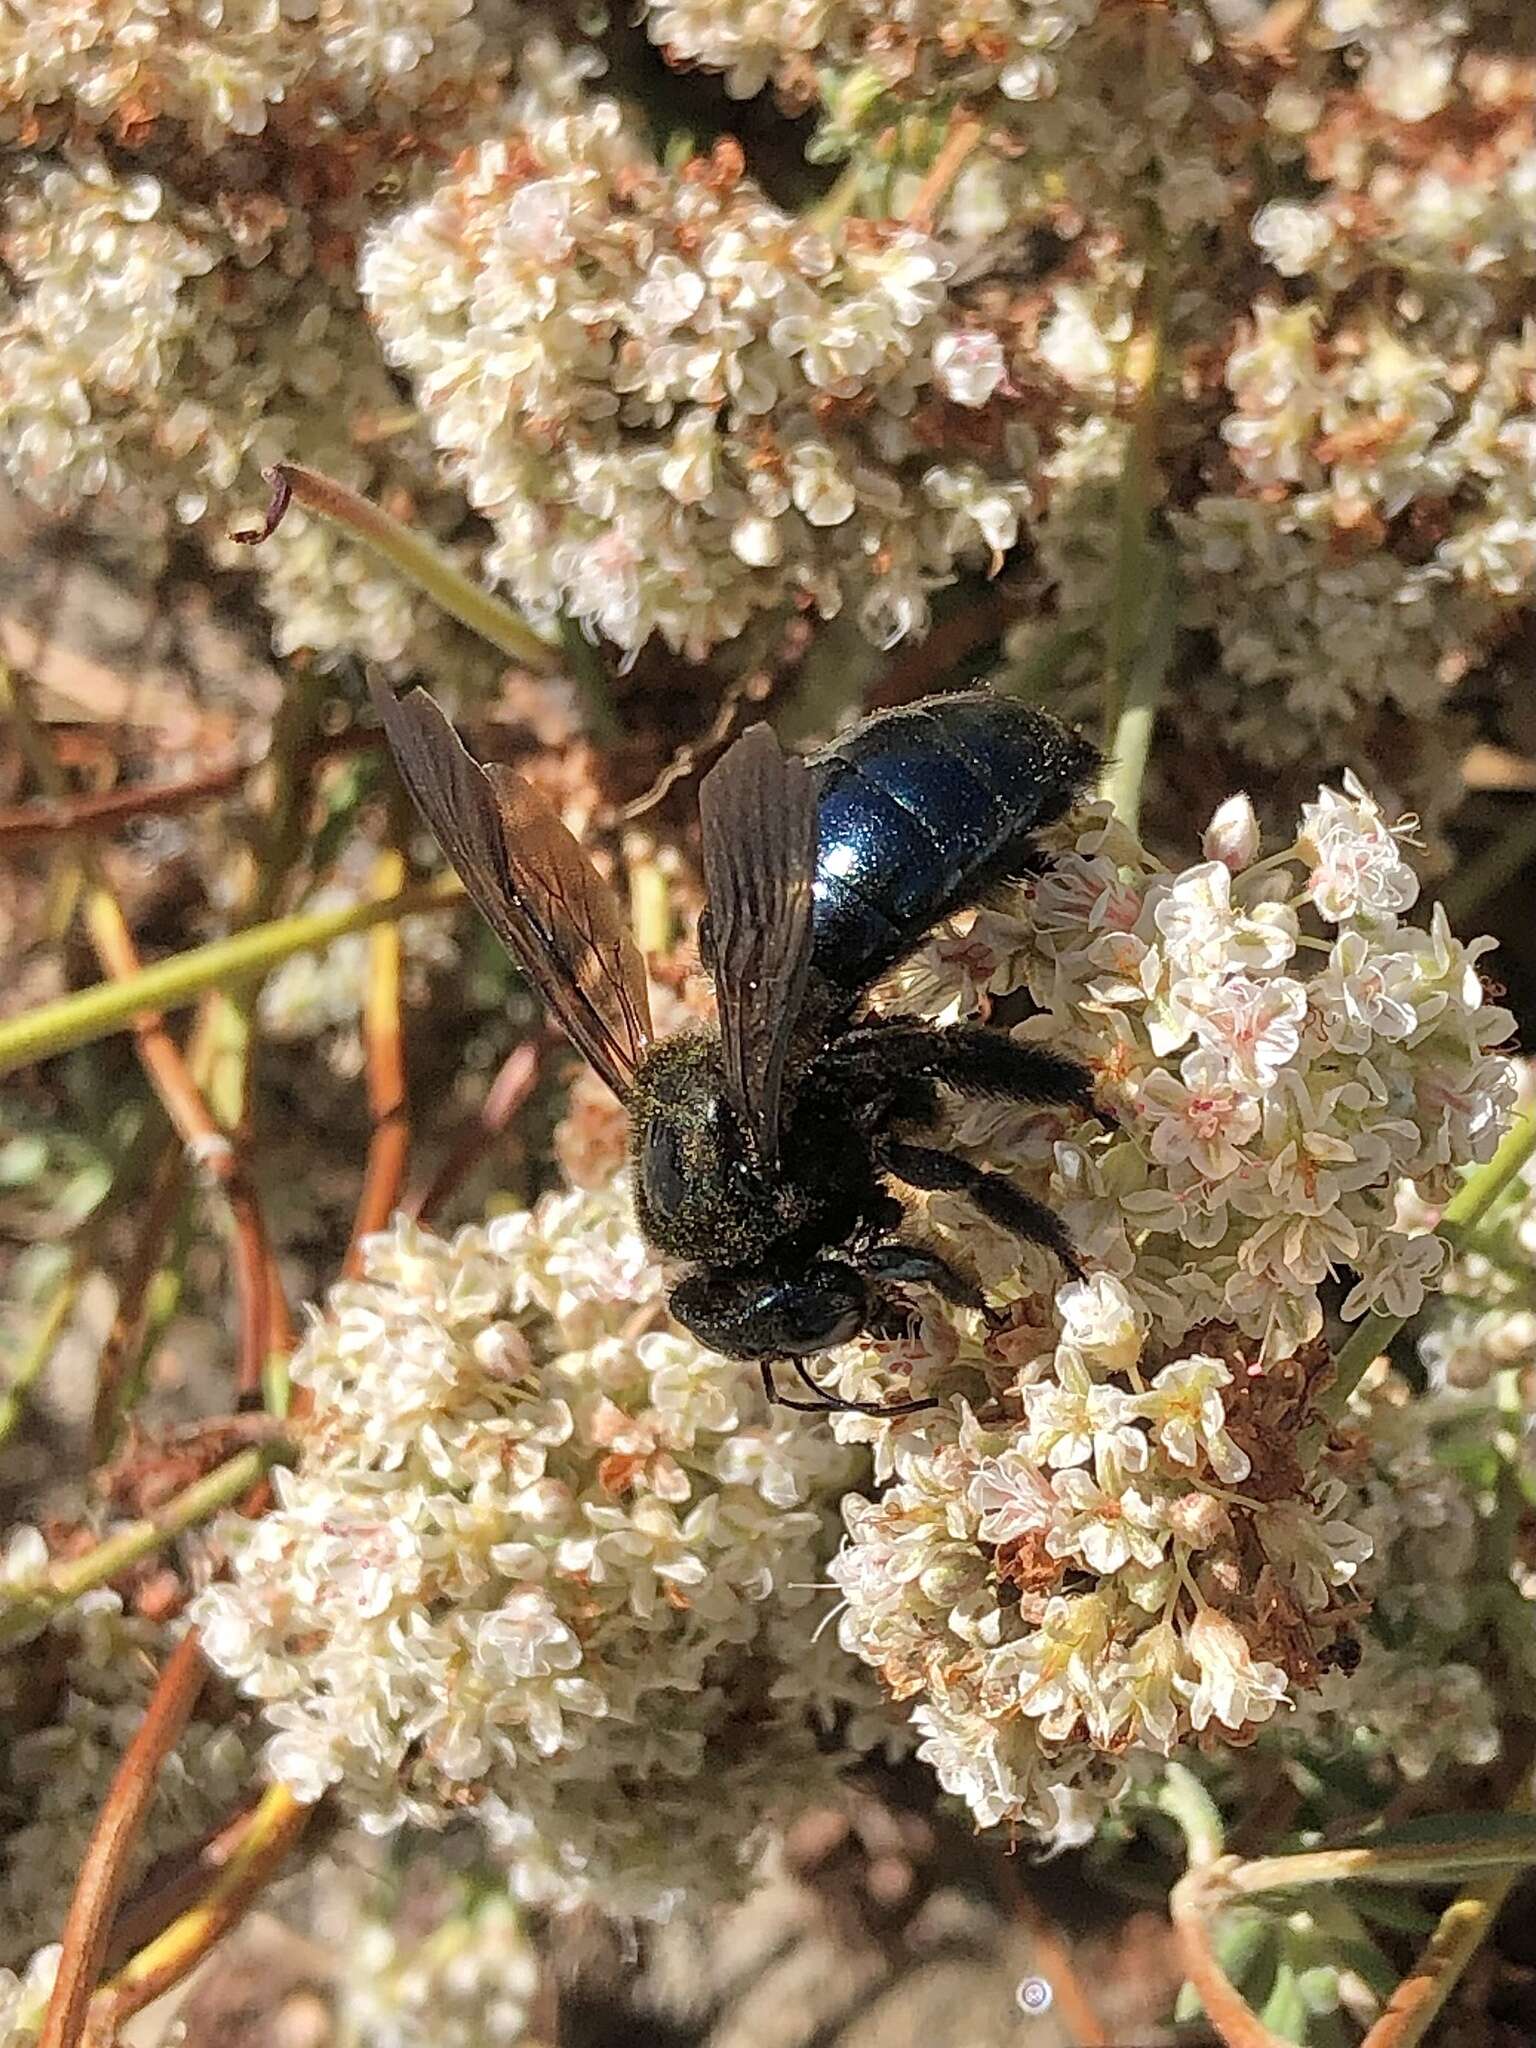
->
<box><xmin>196</xmin><ymin>1183</ymin><xmax>897</xmax><ymax>1915</ymax></box>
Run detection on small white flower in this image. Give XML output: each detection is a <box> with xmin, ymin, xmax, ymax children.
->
<box><xmin>1202</xmin><ymin>793</ymin><xmax>1262</xmax><ymax>872</ymax></box>
<box><xmin>933</xmin><ymin>329</ymin><xmax>1007</xmax><ymax>407</ymax></box>
<box><xmin>1047</xmin><ymin>1456</ymin><xmax>1168</xmax><ymax>1576</ymax></box>
<box><xmin>1341</xmin><ymin>1231</ymin><xmax>1449</xmax><ymax>1320</ymax></box>
<box><xmin>1056</xmin><ymin>1273</ymin><xmax>1147</xmax><ymax>1377</ymax></box>
<box><xmin>1023</xmin><ymin>1359</ymin><xmax>1148</xmax><ymax>1473</ymax></box>
<box><xmin>969</xmin><ymin>1450</ymin><xmax>1057</xmax><ymax>1544</ymax></box>
<box><xmin>1138</xmin><ymin>1050</ymin><xmax>1262</xmax><ymax>1181</ymax></box>
<box><xmin>1252</xmin><ymin>200</ymin><xmax>1337</xmax><ymax>278</ymax></box>
<box><xmin>1129</xmin><ymin>1356</ymin><xmax>1251</xmax><ymax>1484</ymax></box>
<box><xmin>1299</xmin><ymin>777</ymin><xmax>1421</xmax><ymax>923</ymax></box>
<box><xmin>1187</xmin><ymin>973</ymin><xmax>1308</xmax><ymax>1092</ymax></box>
<box><xmin>1184</xmin><ymin>1610</ymin><xmax>1290</xmax><ymax>1734</ymax></box>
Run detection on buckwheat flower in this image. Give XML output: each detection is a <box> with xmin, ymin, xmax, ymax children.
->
<box><xmin>1023</xmin><ymin>1362</ymin><xmax>1146</xmax><ymax>1474</ymax></box>
<box><xmin>1184</xmin><ymin>1610</ymin><xmax>1290</xmax><ymax>1735</ymax></box>
<box><xmin>195</xmin><ymin>1180</ymin><xmax>898</xmax><ymax>1916</ymax></box>
<box><xmin>1259</xmin><ymin>1484</ymin><xmax>1374</xmax><ymax>1614</ymax></box>
<box><xmin>1056</xmin><ymin>1272</ymin><xmax>1146</xmax><ymax>1377</ymax></box>
<box><xmin>363</xmin><ymin>112</ymin><xmax>1029</xmax><ymax>660</ymax></box>
<box><xmin>1299</xmin><ymin>776</ymin><xmax>1422</xmax><ymax>924</ymax></box>
<box><xmin>1138</xmin><ymin>1052</ymin><xmax>1262</xmax><ymax>1182</ymax></box>
<box><xmin>1251</xmin><ymin>200</ymin><xmax>1338</xmax><ymax>279</ymax></box>
<box><xmin>1047</xmin><ymin>1458</ymin><xmax>1168</xmax><ymax>1576</ymax></box>
<box><xmin>1130</xmin><ymin>1356</ymin><xmax>1251</xmax><ymax>1485</ymax></box>
<box><xmin>1342</xmin><ymin>1232</ymin><xmax>1449</xmax><ymax>1321</ymax></box>
<box><xmin>1102</xmin><ymin>1621</ymin><xmax>1187</xmax><ymax>1750</ymax></box>
<box><xmin>0</xmin><ymin>9</ymin><xmax>519</xmax><ymax>676</ymax></box>
<box><xmin>0</xmin><ymin>1589</ymin><xmax>257</xmax><ymax>1965</ymax></box>
<box><xmin>826</xmin><ymin>771</ymin><xmax>1511</xmax><ymax>1837</ymax></box>
<box><xmin>969</xmin><ymin>1447</ymin><xmax>1057</xmax><ymax>1543</ymax></box>
<box><xmin>1187</xmin><ymin>974</ymin><xmax>1308</xmax><ymax>1094</ymax></box>
<box><xmin>934</xmin><ymin>330</ymin><xmax>1008</xmax><ymax>407</ymax></box>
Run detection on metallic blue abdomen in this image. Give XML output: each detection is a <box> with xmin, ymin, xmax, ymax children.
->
<box><xmin>807</xmin><ymin>693</ymin><xmax>1098</xmax><ymax>996</ymax></box>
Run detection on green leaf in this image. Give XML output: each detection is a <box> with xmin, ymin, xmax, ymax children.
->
<box><xmin>1234</xmin><ymin>1812</ymin><xmax>1536</xmax><ymax>1895</ymax></box>
<box><xmin>1348</xmin><ymin>1884</ymin><xmax>1442</xmax><ymax>1936</ymax></box>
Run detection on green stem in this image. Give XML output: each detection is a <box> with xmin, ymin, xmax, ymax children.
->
<box><xmin>0</xmin><ymin>872</ymin><xmax>463</xmax><ymax>1076</ymax></box>
<box><xmin>1220</xmin><ymin>1823</ymin><xmax>1536</xmax><ymax>1897</ymax></box>
<box><xmin>0</xmin><ymin>1441</ymin><xmax>291</xmax><ymax>1649</ymax></box>
<box><xmin>238</xmin><ymin>465</ymin><xmax>557</xmax><ymax>675</ymax></box>
<box><xmin>1104</xmin><ymin>545</ymin><xmax>1178</xmax><ymax>834</ymax></box>
<box><xmin>1316</xmin><ymin>1110</ymin><xmax>1536</xmax><ymax>1431</ymax></box>
<box><xmin>0</xmin><ymin>1259</ymin><xmax>85</xmax><ymax>1447</ymax></box>
<box><xmin>555</xmin><ymin>617</ymin><xmax>622</xmax><ymax>746</ymax></box>
<box><xmin>1102</xmin><ymin>237</ymin><xmax>1173</xmax><ymax>743</ymax></box>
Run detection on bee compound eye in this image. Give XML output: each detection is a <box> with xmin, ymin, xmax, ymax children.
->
<box><xmin>639</xmin><ymin>1118</ymin><xmax>689</xmax><ymax>1221</ymax></box>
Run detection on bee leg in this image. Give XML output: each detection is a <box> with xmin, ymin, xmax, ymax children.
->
<box><xmin>821</xmin><ymin>1022</ymin><xmax>1098</xmax><ymax>1115</ymax></box>
<box><xmin>758</xmin><ymin>1359</ymin><xmax>845</xmax><ymax>1412</ymax></box>
<box><xmin>858</xmin><ymin>1240</ymin><xmax>990</xmax><ymax>1316</ymax></box>
<box><xmin>787</xmin><ymin>1358</ymin><xmax>937</xmax><ymax>1418</ymax></box>
<box><xmin>880</xmin><ymin>1139</ymin><xmax>1085</xmax><ymax>1281</ymax></box>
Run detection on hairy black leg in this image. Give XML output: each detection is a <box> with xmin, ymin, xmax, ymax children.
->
<box><xmin>818</xmin><ymin>1021</ymin><xmax>1097</xmax><ymax>1115</ymax></box>
<box><xmin>858</xmin><ymin>1240</ymin><xmax>990</xmax><ymax>1315</ymax></box>
<box><xmin>758</xmin><ymin>1350</ymin><xmax>937</xmax><ymax>1417</ymax></box>
<box><xmin>789</xmin><ymin>1358</ymin><xmax>937</xmax><ymax>1417</ymax></box>
<box><xmin>758</xmin><ymin>1359</ymin><xmax>841</xmax><ymax>1412</ymax></box>
<box><xmin>881</xmin><ymin>1139</ymin><xmax>1085</xmax><ymax>1280</ymax></box>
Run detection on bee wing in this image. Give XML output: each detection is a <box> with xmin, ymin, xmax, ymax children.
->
<box><xmin>370</xmin><ymin>675</ymin><xmax>652</xmax><ymax>1100</ymax></box>
<box><xmin>697</xmin><ymin>721</ymin><xmax>818</xmax><ymax>1170</ymax></box>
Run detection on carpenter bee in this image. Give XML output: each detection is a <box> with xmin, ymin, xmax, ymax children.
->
<box><xmin>369</xmin><ymin>676</ymin><xmax>1100</xmax><ymax>1412</ymax></box>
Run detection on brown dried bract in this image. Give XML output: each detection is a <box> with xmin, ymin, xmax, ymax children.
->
<box><xmin>1182</xmin><ymin>1323</ymin><xmax>1333</xmax><ymax>1503</ymax></box>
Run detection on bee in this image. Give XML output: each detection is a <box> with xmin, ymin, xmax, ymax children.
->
<box><xmin>370</xmin><ymin>677</ymin><xmax>1100</xmax><ymax>1413</ymax></box>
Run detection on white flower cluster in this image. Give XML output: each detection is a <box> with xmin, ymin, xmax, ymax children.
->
<box><xmin>1417</xmin><ymin>1065</ymin><xmax>1536</xmax><ymax>1393</ymax></box>
<box><xmin>1180</xmin><ymin>303</ymin><xmax>1536</xmax><ymax>739</ymax></box>
<box><xmin>328</xmin><ymin>1866</ymin><xmax>538</xmax><ymax>2048</ymax></box>
<box><xmin>0</xmin><ymin>1539</ymin><xmax>256</xmax><ymax>1965</ymax></box>
<box><xmin>361</xmin><ymin>114</ymin><xmax>1032</xmax><ymax>659</ymax></box>
<box><xmin>1286</xmin><ymin>1370</ymin><xmax>1508</xmax><ymax>1785</ymax></box>
<box><xmin>0</xmin><ymin>2</ymin><xmax>514</xmax><ymax>671</ymax></box>
<box><xmin>817</xmin><ymin>778</ymin><xmax>1514</xmax><ymax>1836</ymax></box>
<box><xmin>0</xmin><ymin>0</ymin><xmax>485</xmax><ymax>151</ymax></box>
<box><xmin>641</xmin><ymin>0</ymin><xmax>1100</xmax><ymax>107</ymax></box>
<box><xmin>636</xmin><ymin>0</ymin><xmax>1248</xmax><ymax>239</ymax></box>
<box><xmin>195</xmin><ymin>1183</ymin><xmax>896</xmax><ymax>1919</ymax></box>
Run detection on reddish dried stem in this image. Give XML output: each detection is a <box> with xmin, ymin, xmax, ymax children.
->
<box><xmin>90</xmin><ymin>1140</ymin><xmax>188</xmax><ymax>1457</ymax></box>
<box><xmin>905</xmin><ymin>110</ymin><xmax>985</xmax><ymax>231</ymax></box>
<box><xmin>37</xmin><ymin>1633</ymin><xmax>209</xmax><ymax>2048</ymax></box>
<box><xmin>91</xmin><ymin>1786</ymin><xmax>311</xmax><ymax>2036</ymax></box>
<box><xmin>84</xmin><ymin>888</ymin><xmax>292</xmax><ymax>1395</ymax></box>
<box><xmin>344</xmin><ymin>850</ymin><xmax>412</xmax><ymax>1274</ymax></box>
<box><xmin>102</xmin><ymin>1796</ymin><xmax>263</xmax><ymax>1974</ymax></box>
<box><xmin>1170</xmin><ymin>1871</ymin><xmax>1290</xmax><ymax>2048</ymax></box>
<box><xmin>403</xmin><ymin>1037</ymin><xmax>543</xmax><ymax>1227</ymax></box>
<box><xmin>994</xmin><ymin>1853</ymin><xmax>1112</xmax><ymax>2047</ymax></box>
<box><xmin>0</xmin><ymin>759</ymin><xmax>248</xmax><ymax>847</ymax></box>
